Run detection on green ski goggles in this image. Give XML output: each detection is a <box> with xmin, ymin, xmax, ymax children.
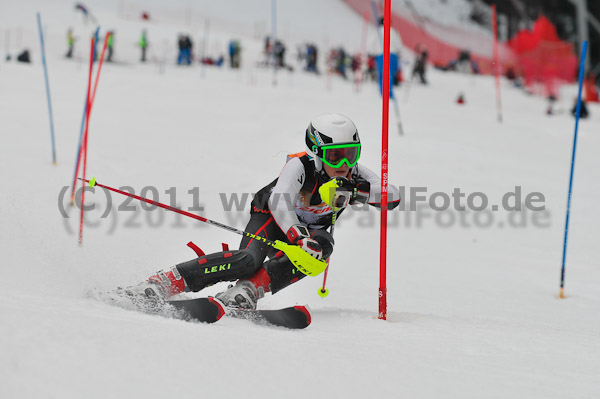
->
<box><xmin>313</xmin><ymin>143</ymin><xmax>361</xmax><ymax>168</ymax></box>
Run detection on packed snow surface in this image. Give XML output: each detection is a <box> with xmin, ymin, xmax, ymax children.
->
<box><xmin>1</xmin><ymin>1</ymin><xmax>599</xmax><ymax>398</ymax></box>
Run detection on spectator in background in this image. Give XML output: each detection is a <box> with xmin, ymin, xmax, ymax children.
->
<box><xmin>139</xmin><ymin>30</ymin><xmax>148</xmax><ymax>62</ymax></box>
<box><xmin>505</xmin><ymin>65</ymin><xmax>516</xmax><ymax>80</ymax></box>
<box><xmin>571</xmin><ymin>98</ymin><xmax>589</xmax><ymax>119</ymax></box>
<box><xmin>184</xmin><ymin>35</ymin><xmax>193</xmax><ymax>64</ymax></box>
<box><xmin>92</xmin><ymin>29</ymin><xmax>99</xmax><ymax>62</ymax></box>
<box><xmin>17</xmin><ymin>49</ymin><xmax>31</xmax><ymax>63</ymax></box>
<box><xmin>66</xmin><ymin>28</ymin><xmax>75</xmax><ymax>58</ymax></box>
<box><xmin>177</xmin><ymin>35</ymin><xmax>193</xmax><ymax>65</ymax></box>
<box><xmin>335</xmin><ymin>47</ymin><xmax>348</xmax><ymax>79</ymax></box>
<box><xmin>228</xmin><ymin>40</ymin><xmax>241</xmax><ymax>69</ymax></box>
<box><xmin>456</xmin><ymin>49</ymin><xmax>472</xmax><ymax>73</ymax></box>
<box><xmin>365</xmin><ymin>55</ymin><xmax>377</xmax><ymax>82</ymax></box>
<box><xmin>584</xmin><ymin>72</ymin><xmax>599</xmax><ymax>103</ymax></box>
<box><xmin>106</xmin><ymin>31</ymin><xmax>114</xmax><ymax>62</ymax></box>
<box><xmin>412</xmin><ymin>48</ymin><xmax>428</xmax><ymax>84</ymax></box>
<box><xmin>305</xmin><ymin>43</ymin><xmax>319</xmax><ymax>74</ymax></box>
<box><xmin>546</xmin><ymin>95</ymin><xmax>557</xmax><ymax>116</ymax></box>
<box><xmin>274</xmin><ymin>40</ymin><xmax>286</xmax><ymax>68</ymax></box>
<box><xmin>367</xmin><ymin>17</ymin><xmax>403</xmax><ymax>83</ymax></box>
<box><xmin>264</xmin><ymin>36</ymin><xmax>272</xmax><ymax>65</ymax></box>
<box><xmin>177</xmin><ymin>35</ymin><xmax>184</xmax><ymax>64</ymax></box>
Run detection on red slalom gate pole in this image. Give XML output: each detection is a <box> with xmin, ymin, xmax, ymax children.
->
<box><xmin>78</xmin><ymin>37</ymin><xmax>95</xmax><ymax>245</ymax></box>
<box><xmin>71</xmin><ymin>32</ymin><xmax>111</xmax><ymax>204</ymax></box>
<box><xmin>90</xmin><ymin>32</ymin><xmax>110</xmax><ymax>107</ymax></box>
<box><xmin>379</xmin><ymin>0</ymin><xmax>391</xmax><ymax>321</ymax></box>
<box><xmin>492</xmin><ymin>5</ymin><xmax>502</xmax><ymax>123</ymax></box>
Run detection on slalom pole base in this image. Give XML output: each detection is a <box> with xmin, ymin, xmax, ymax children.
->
<box><xmin>317</xmin><ymin>288</ymin><xmax>329</xmax><ymax>298</ymax></box>
<box><xmin>559</xmin><ymin>288</ymin><xmax>566</xmax><ymax>299</ymax></box>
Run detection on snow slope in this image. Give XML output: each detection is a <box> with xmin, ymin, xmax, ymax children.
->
<box><xmin>1</xmin><ymin>1</ymin><xmax>600</xmax><ymax>398</ymax></box>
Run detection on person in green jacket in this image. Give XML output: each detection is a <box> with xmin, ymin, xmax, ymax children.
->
<box><xmin>106</xmin><ymin>31</ymin><xmax>114</xmax><ymax>62</ymax></box>
<box><xmin>66</xmin><ymin>28</ymin><xmax>75</xmax><ymax>58</ymax></box>
<box><xmin>139</xmin><ymin>30</ymin><xmax>148</xmax><ymax>62</ymax></box>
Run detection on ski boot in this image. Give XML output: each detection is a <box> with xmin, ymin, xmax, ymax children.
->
<box><xmin>116</xmin><ymin>268</ymin><xmax>186</xmax><ymax>312</ymax></box>
<box><xmin>215</xmin><ymin>280</ymin><xmax>263</xmax><ymax>310</ymax></box>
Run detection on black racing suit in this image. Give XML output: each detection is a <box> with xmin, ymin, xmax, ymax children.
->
<box><xmin>175</xmin><ymin>154</ymin><xmax>401</xmax><ymax>294</ymax></box>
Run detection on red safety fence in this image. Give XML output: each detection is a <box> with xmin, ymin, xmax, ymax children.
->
<box><xmin>343</xmin><ymin>0</ymin><xmax>578</xmax><ymax>97</ymax></box>
<box><xmin>507</xmin><ymin>16</ymin><xmax>578</xmax><ymax>97</ymax></box>
<box><xmin>343</xmin><ymin>0</ymin><xmax>515</xmax><ymax>74</ymax></box>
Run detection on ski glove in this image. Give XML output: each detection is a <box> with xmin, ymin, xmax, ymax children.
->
<box><xmin>286</xmin><ymin>224</ymin><xmax>323</xmax><ymax>261</ymax></box>
<box><xmin>319</xmin><ymin>177</ymin><xmax>370</xmax><ymax>209</ymax></box>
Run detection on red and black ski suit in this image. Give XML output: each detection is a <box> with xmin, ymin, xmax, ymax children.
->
<box><xmin>173</xmin><ymin>153</ymin><xmax>401</xmax><ymax>295</ymax></box>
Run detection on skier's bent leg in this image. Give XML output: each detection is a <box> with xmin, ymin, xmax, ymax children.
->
<box><xmin>175</xmin><ymin>250</ymin><xmax>258</xmax><ymax>292</ymax></box>
<box><xmin>141</xmin><ymin>213</ymin><xmax>279</xmax><ymax>301</ymax></box>
<box><xmin>213</xmin><ymin>213</ymin><xmax>283</xmax><ymax>309</ymax></box>
<box><xmin>130</xmin><ymin>248</ymin><xmax>258</xmax><ymax>303</ymax></box>
<box><xmin>249</xmin><ymin>229</ymin><xmax>334</xmax><ymax>295</ymax></box>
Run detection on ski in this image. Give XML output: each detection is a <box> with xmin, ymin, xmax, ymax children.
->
<box><xmin>168</xmin><ymin>297</ymin><xmax>312</xmax><ymax>329</ymax></box>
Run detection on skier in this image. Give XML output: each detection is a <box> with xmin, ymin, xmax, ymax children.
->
<box><xmin>124</xmin><ymin>113</ymin><xmax>401</xmax><ymax>310</ymax></box>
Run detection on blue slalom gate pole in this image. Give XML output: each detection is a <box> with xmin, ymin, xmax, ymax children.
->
<box><xmin>36</xmin><ymin>13</ymin><xmax>57</xmax><ymax>164</ymax></box>
<box><xmin>559</xmin><ymin>41</ymin><xmax>588</xmax><ymax>299</ymax></box>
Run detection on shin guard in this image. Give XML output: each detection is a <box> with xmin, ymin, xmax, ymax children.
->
<box><xmin>263</xmin><ymin>255</ymin><xmax>307</xmax><ymax>294</ymax></box>
<box><xmin>176</xmin><ymin>250</ymin><xmax>257</xmax><ymax>292</ymax></box>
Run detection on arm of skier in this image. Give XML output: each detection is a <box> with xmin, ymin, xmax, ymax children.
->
<box><xmin>352</xmin><ymin>163</ymin><xmax>401</xmax><ymax>209</ymax></box>
<box><xmin>268</xmin><ymin>157</ymin><xmax>304</xmax><ymax>234</ymax></box>
<box><xmin>268</xmin><ymin>157</ymin><xmax>323</xmax><ymax>260</ymax></box>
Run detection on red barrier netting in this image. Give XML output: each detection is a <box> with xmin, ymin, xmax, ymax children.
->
<box><xmin>343</xmin><ymin>0</ymin><xmax>514</xmax><ymax>74</ymax></box>
<box><xmin>343</xmin><ymin>1</ymin><xmax>578</xmax><ymax>98</ymax></box>
<box><xmin>507</xmin><ymin>16</ymin><xmax>578</xmax><ymax>98</ymax></box>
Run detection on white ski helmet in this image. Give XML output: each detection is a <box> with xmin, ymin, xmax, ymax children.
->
<box><xmin>305</xmin><ymin>113</ymin><xmax>361</xmax><ymax>171</ymax></box>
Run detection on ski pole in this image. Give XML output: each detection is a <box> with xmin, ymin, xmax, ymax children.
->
<box><xmin>317</xmin><ymin>177</ymin><xmax>349</xmax><ymax>297</ymax></box>
<box><xmin>80</xmin><ymin>178</ymin><xmax>328</xmax><ymax>277</ymax></box>
<box><xmin>318</xmin><ymin>216</ymin><xmax>335</xmax><ymax>298</ymax></box>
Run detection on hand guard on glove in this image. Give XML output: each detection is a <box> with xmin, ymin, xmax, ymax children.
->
<box><xmin>319</xmin><ymin>177</ymin><xmax>370</xmax><ymax>209</ymax></box>
<box><xmin>286</xmin><ymin>224</ymin><xmax>323</xmax><ymax>261</ymax></box>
